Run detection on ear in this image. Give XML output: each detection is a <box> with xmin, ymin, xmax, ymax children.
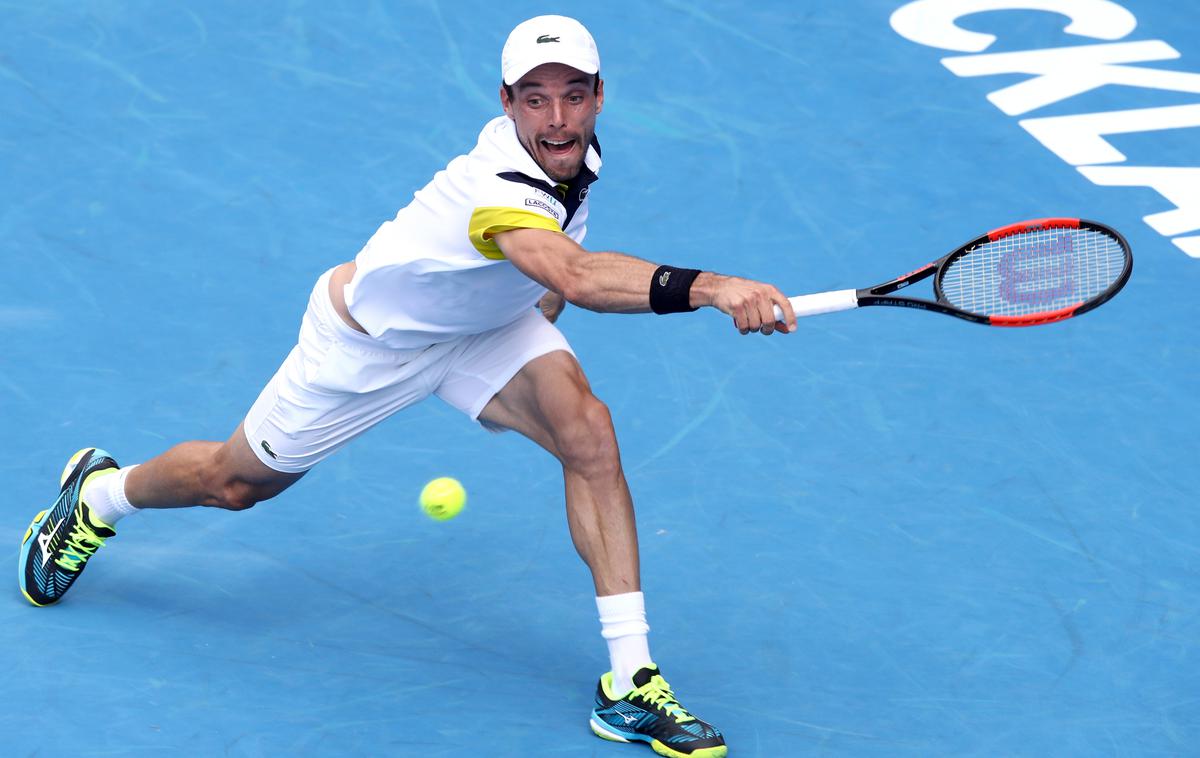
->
<box><xmin>594</xmin><ymin>77</ymin><xmax>605</xmax><ymax>115</ymax></box>
<box><xmin>499</xmin><ymin>84</ymin><xmax>515</xmax><ymax>120</ymax></box>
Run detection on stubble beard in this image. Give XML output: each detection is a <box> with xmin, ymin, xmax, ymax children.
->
<box><xmin>521</xmin><ymin>130</ymin><xmax>590</xmax><ymax>183</ymax></box>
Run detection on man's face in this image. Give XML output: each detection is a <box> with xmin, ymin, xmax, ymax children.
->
<box><xmin>500</xmin><ymin>63</ymin><xmax>604</xmax><ymax>183</ymax></box>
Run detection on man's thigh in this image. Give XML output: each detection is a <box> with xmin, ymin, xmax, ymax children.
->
<box><xmin>475</xmin><ymin>349</ymin><xmax>595</xmax><ymax>456</ymax></box>
<box><xmin>434</xmin><ymin>307</ymin><xmax>576</xmax><ymax>428</ymax></box>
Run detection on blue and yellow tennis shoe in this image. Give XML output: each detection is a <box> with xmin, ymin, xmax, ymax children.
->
<box><xmin>19</xmin><ymin>448</ymin><xmax>118</xmax><ymax>606</ymax></box>
<box><xmin>591</xmin><ymin>664</ymin><xmax>727</xmax><ymax>758</ymax></box>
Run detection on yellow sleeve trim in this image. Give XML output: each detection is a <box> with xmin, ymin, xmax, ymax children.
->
<box><xmin>468</xmin><ymin>207</ymin><xmax>563</xmax><ymax>260</ymax></box>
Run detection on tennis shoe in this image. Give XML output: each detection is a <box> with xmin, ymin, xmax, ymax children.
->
<box><xmin>590</xmin><ymin>664</ymin><xmax>727</xmax><ymax>758</ymax></box>
<box><xmin>19</xmin><ymin>448</ymin><xmax>118</xmax><ymax>606</ymax></box>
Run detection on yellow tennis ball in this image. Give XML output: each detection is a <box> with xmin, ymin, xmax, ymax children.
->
<box><xmin>419</xmin><ymin>477</ymin><xmax>466</xmax><ymax>521</ymax></box>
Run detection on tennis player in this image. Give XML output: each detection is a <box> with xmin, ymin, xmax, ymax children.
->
<box><xmin>19</xmin><ymin>15</ymin><xmax>795</xmax><ymax>757</ymax></box>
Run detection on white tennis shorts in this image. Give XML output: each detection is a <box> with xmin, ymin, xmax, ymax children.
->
<box><xmin>243</xmin><ymin>268</ymin><xmax>573</xmax><ymax>473</ymax></box>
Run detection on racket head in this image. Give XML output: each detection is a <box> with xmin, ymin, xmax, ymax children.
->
<box><xmin>933</xmin><ymin>218</ymin><xmax>1132</xmax><ymax>326</ymax></box>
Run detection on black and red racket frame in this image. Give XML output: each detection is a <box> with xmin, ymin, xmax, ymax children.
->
<box><xmin>855</xmin><ymin>218</ymin><xmax>1133</xmax><ymax>327</ymax></box>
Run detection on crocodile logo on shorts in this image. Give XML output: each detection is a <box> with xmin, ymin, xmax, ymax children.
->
<box><xmin>260</xmin><ymin>440</ymin><xmax>278</xmax><ymax>460</ymax></box>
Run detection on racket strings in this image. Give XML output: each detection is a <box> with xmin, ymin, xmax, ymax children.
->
<box><xmin>938</xmin><ymin>227</ymin><xmax>1126</xmax><ymax>317</ymax></box>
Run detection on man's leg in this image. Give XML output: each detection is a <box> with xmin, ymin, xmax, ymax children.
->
<box><xmin>478</xmin><ymin>349</ymin><xmax>727</xmax><ymax>757</ymax></box>
<box><xmin>478</xmin><ymin>350</ymin><xmax>637</xmax><ymax>596</ymax></box>
<box><xmin>18</xmin><ymin>426</ymin><xmax>303</xmax><ymax>607</ymax></box>
<box><xmin>20</xmin><ymin>269</ymin><xmax>340</xmax><ymax>607</ymax></box>
<box><xmin>123</xmin><ymin>422</ymin><xmax>304</xmax><ymax>511</ymax></box>
<box><xmin>75</xmin><ymin>421</ymin><xmax>304</xmax><ymax>531</ymax></box>
<box><xmin>478</xmin><ymin>349</ymin><xmax>650</xmax><ymax>690</ymax></box>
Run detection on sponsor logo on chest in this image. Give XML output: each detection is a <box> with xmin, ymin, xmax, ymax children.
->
<box><xmin>526</xmin><ymin>196</ymin><xmax>562</xmax><ymax>220</ymax></box>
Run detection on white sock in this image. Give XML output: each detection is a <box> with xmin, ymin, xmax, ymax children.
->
<box><xmin>597</xmin><ymin>591</ymin><xmax>652</xmax><ymax>695</ymax></box>
<box><xmin>82</xmin><ymin>464</ymin><xmax>140</xmax><ymax>527</ymax></box>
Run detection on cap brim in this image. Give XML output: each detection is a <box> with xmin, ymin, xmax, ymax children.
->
<box><xmin>503</xmin><ymin>55</ymin><xmax>600</xmax><ymax>85</ymax></box>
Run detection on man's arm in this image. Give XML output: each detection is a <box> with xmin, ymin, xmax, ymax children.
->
<box><xmin>493</xmin><ymin>227</ymin><xmax>798</xmax><ymax>334</ymax></box>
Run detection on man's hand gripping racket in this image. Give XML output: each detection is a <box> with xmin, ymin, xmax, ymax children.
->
<box><xmin>772</xmin><ymin>218</ymin><xmax>1132</xmax><ymax>327</ymax></box>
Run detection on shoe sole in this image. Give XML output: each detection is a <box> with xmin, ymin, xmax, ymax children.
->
<box><xmin>589</xmin><ymin>715</ymin><xmax>728</xmax><ymax>758</ymax></box>
<box><xmin>590</xmin><ymin>715</ymin><xmax>632</xmax><ymax>743</ymax></box>
<box><xmin>18</xmin><ymin>448</ymin><xmax>116</xmax><ymax>607</ymax></box>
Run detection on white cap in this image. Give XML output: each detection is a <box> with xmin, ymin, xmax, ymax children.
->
<box><xmin>501</xmin><ymin>15</ymin><xmax>600</xmax><ymax>86</ymax></box>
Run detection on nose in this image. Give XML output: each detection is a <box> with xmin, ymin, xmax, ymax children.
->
<box><xmin>548</xmin><ymin>99</ymin><xmax>566</xmax><ymax>128</ymax></box>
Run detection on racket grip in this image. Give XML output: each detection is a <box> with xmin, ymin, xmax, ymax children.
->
<box><xmin>773</xmin><ymin>289</ymin><xmax>859</xmax><ymax>321</ymax></box>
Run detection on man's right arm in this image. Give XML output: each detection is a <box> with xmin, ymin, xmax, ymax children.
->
<box><xmin>493</xmin><ymin>227</ymin><xmax>797</xmax><ymax>335</ymax></box>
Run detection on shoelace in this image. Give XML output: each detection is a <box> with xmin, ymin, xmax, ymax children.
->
<box><xmin>54</xmin><ymin>514</ymin><xmax>107</xmax><ymax>572</ymax></box>
<box><xmin>634</xmin><ymin>675</ymin><xmax>695</xmax><ymax>723</ymax></box>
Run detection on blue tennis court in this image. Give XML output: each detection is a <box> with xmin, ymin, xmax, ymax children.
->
<box><xmin>2</xmin><ymin>1</ymin><xmax>1197</xmax><ymax>755</ymax></box>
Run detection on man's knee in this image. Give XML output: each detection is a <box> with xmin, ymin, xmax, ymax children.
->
<box><xmin>200</xmin><ymin>448</ymin><xmax>296</xmax><ymax>511</ymax></box>
<box><xmin>202</xmin><ymin>462</ymin><xmax>286</xmax><ymax>508</ymax></box>
<box><xmin>212</xmin><ymin>479</ymin><xmax>270</xmax><ymax>511</ymax></box>
<box><xmin>557</xmin><ymin>395</ymin><xmax>620</xmax><ymax>475</ymax></box>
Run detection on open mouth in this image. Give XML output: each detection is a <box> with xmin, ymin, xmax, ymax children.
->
<box><xmin>540</xmin><ymin>138</ymin><xmax>576</xmax><ymax>156</ymax></box>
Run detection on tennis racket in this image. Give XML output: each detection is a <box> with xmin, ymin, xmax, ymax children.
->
<box><xmin>773</xmin><ymin>218</ymin><xmax>1132</xmax><ymax>327</ymax></box>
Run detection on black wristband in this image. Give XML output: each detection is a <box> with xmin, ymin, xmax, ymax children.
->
<box><xmin>649</xmin><ymin>265</ymin><xmax>702</xmax><ymax>314</ymax></box>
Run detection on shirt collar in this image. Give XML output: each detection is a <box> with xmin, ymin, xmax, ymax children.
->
<box><xmin>485</xmin><ymin>115</ymin><xmax>602</xmax><ymax>184</ymax></box>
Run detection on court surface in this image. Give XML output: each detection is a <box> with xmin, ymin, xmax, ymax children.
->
<box><xmin>2</xmin><ymin>2</ymin><xmax>1198</xmax><ymax>755</ymax></box>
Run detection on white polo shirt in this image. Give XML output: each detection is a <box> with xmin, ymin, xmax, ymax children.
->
<box><xmin>344</xmin><ymin>115</ymin><xmax>602</xmax><ymax>349</ymax></box>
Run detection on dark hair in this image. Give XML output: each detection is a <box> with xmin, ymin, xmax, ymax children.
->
<box><xmin>503</xmin><ymin>72</ymin><xmax>601</xmax><ymax>101</ymax></box>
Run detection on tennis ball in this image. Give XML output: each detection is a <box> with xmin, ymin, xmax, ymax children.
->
<box><xmin>419</xmin><ymin>477</ymin><xmax>466</xmax><ymax>521</ymax></box>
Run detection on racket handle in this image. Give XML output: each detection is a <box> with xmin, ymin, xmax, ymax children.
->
<box><xmin>773</xmin><ymin>289</ymin><xmax>859</xmax><ymax>321</ymax></box>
